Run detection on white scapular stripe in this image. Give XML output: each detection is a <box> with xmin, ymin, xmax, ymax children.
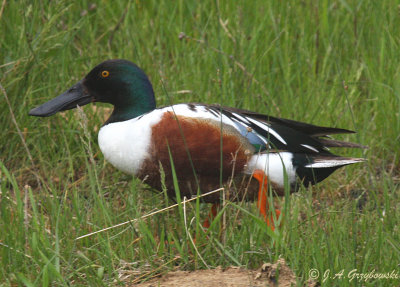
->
<box><xmin>300</xmin><ymin>144</ymin><xmax>319</xmax><ymax>153</ymax></box>
<box><xmin>246</xmin><ymin>117</ymin><xmax>288</xmax><ymax>145</ymax></box>
<box><xmin>231</xmin><ymin>112</ymin><xmax>250</xmax><ymax>123</ymax></box>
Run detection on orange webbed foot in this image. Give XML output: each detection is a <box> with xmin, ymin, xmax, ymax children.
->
<box><xmin>252</xmin><ymin>169</ymin><xmax>282</xmax><ymax>231</ymax></box>
<box><xmin>202</xmin><ymin>203</ymin><xmax>219</xmax><ymax>228</ymax></box>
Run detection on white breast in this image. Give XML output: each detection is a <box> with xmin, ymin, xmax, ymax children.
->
<box><xmin>98</xmin><ymin>112</ymin><xmax>162</xmax><ymax>175</ymax></box>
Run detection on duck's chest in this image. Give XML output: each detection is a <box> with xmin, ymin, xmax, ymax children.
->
<box><xmin>98</xmin><ymin>113</ymin><xmax>162</xmax><ymax>175</ymax></box>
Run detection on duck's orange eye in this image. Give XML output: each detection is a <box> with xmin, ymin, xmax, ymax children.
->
<box><xmin>101</xmin><ymin>70</ymin><xmax>110</xmax><ymax>78</ymax></box>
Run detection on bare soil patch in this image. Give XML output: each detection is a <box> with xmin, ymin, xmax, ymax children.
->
<box><xmin>130</xmin><ymin>258</ymin><xmax>303</xmax><ymax>287</ymax></box>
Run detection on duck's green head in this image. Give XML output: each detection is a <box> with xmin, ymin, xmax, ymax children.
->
<box><xmin>29</xmin><ymin>59</ymin><xmax>156</xmax><ymax>123</ymax></box>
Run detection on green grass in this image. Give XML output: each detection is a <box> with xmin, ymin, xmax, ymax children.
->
<box><xmin>1</xmin><ymin>0</ymin><xmax>399</xmax><ymax>286</ymax></box>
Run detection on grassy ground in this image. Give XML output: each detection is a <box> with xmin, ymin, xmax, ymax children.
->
<box><xmin>1</xmin><ymin>0</ymin><xmax>399</xmax><ymax>286</ymax></box>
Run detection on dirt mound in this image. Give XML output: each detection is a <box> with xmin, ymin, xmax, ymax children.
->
<box><xmin>132</xmin><ymin>258</ymin><xmax>298</xmax><ymax>287</ymax></box>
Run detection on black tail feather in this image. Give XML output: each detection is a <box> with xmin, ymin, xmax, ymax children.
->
<box><xmin>296</xmin><ymin>165</ymin><xmax>343</xmax><ymax>186</ymax></box>
<box><xmin>318</xmin><ymin>138</ymin><xmax>367</xmax><ymax>149</ymax></box>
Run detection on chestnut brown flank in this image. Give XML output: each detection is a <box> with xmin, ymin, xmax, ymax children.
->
<box><xmin>137</xmin><ymin>111</ymin><xmax>255</xmax><ymax>202</ymax></box>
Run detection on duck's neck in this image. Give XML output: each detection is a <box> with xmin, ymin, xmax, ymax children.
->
<box><xmin>105</xmin><ymin>77</ymin><xmax>156</xmax><ymax>124</ymax></box>
<box><xmin>106</xmin><ymin>104</ymin><xmax>153</xmax><ymax>124</ymax></box>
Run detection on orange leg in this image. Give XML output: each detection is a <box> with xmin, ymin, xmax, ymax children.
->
<box><xmin>202</xmin><ymin>203</ymin><xmax>219</xmax><ymax>228</ymax></box>
<box><xmin>252</xmin><ymin>170</ymin><xmax>281</xmax><ymax>230</ymax></box>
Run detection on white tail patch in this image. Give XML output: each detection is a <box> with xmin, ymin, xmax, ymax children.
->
<box><xmin>305</xmin><ymin>158</ymin><xmax>364</xmax><ymax>168</ymax></box>
<box><xmin>244</xmin><ymin>152</ymin><xmax>296</xmax><ymax>187</ymax></box>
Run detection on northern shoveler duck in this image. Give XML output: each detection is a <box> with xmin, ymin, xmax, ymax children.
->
<box><xmin>29</xmin><ymin>59</ymin><xmax>364</xmax><ymax>229</ymax></box>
